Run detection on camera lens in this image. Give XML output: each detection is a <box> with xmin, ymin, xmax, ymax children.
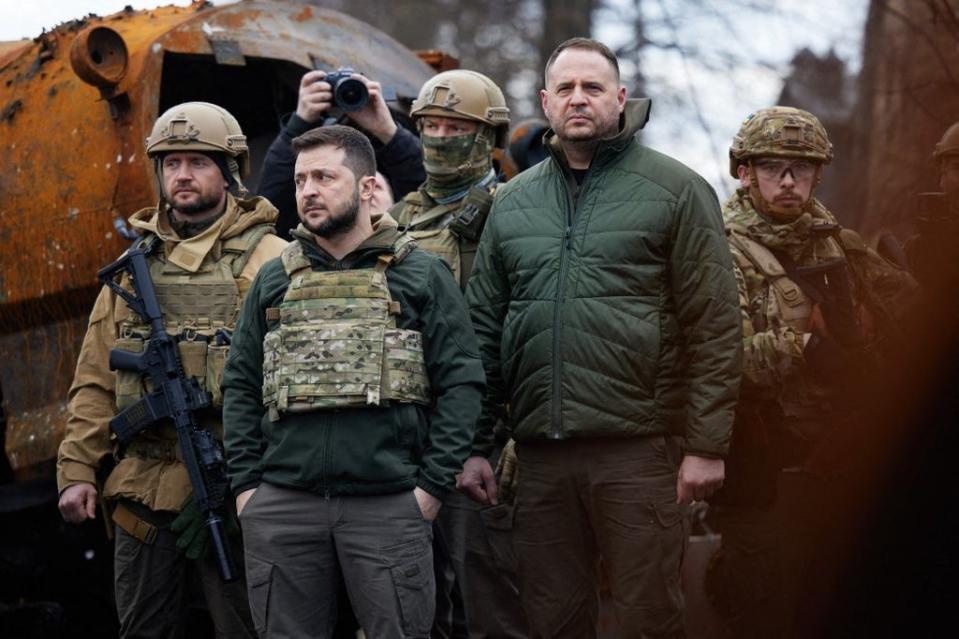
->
<box><xmin>334</xmin><ymin>77</ymin><xmax>369</xmax><ymax>112</ymax></box>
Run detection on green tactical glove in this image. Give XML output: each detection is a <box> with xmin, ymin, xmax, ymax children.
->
<box><xmin>171</xmin><ymin>493</ymin><xmax>239</xmax><ymax>561</ymax></box>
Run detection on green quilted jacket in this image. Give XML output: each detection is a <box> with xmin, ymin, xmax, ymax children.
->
<box><xmin>465</xmin><ymin>99</ymin><xmax>741</xmax><ymax>458</ymax></box>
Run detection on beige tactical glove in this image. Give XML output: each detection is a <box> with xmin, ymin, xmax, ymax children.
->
<box><xmin>495</xmin><ymin>438</ymin><xmax>519</xmax><ymax>505</ymax></box>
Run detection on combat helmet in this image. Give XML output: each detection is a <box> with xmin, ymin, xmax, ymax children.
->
<box><xmin>933</xmin><ymin>121</ymin><xmax>959</xmax><ymax>163</ymax></box>
<box><xmin>411</xmin><ymin>70</ymin><xmax>511</xmax><ymax>147</ymax></box>
<box><xmin>729</xmin><ymin>106</ymin><xmax>833</xmax><ymax>178</ymax></box>
<box><xmin>146</xmin><ymin>101</ymin><xmax>249</xmax><ymax>190</ymax></box>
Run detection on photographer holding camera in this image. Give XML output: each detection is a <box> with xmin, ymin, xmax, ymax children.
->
<box><xmin>259</xmin><ymin>69</ymin><xmax>425</xmax><ymax>237</ymax></box>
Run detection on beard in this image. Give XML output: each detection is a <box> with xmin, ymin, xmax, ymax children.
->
<box><xmin>302</xmin><ymin>186</ymin><xmax>360</xmax><ymax>239</ymax></box>
<box><xmin>169</xmin><ymin>189</ymin><xmax>224</xmax><ymax>217</ymax></box>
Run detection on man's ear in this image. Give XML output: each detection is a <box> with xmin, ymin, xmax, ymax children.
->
<box><xmin>359</xmin><ymin>175</ymin><xmax>376</xmax><ymax>201</ymax></box>
<box><xmin>736</xmin><ymin>163</ymin><xmax>751</xmax><ymax>189</ymax></box>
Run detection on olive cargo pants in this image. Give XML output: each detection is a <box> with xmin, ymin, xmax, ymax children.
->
<box><xmin>114</xmin><ymin>526</ymin><xmax>255</xmax><ymax>639</ymax></box>
<box><xmin>240</xmin><ymin>483</ymin><xmax>435</xmax><ymax>638</ymax></box>
<box><xmin>513</xmin><ymin>435</ymin><xmax>687</xmax><ymax>639</ymax></box>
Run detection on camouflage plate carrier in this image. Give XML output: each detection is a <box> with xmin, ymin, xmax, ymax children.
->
<box><xmin>391</xmin><ymin>182</ymin><xmax>495</xmax><ymax>288</ymax></box>
<box><xmin>262</xmin><ymin>236</ymin><xmax>431</xmax><ymax>421</ymax></box>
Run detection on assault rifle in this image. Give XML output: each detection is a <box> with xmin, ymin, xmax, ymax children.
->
<box><xmin>794</xmin><ymin>223</ymin><xmax>865</xmax><ymax>348</ymax></box>
<box><xmin>98</xmin><ymin>238</ymin><xmax>237</xmax><ymax>582</ymax></box>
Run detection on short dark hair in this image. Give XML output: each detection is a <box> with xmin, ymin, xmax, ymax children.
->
<box><xmin>544</xmin><ymin>37</ymin><xmax>620</xmax><ymax>86</ymax></box>
<box><xmin>291</xmin><ymin>125</ymin><xmax>376</xmax><ymax>179</ymax></box>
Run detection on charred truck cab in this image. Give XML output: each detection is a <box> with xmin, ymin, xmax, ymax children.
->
<box><xmin>0</xmin><ymin>1</ymin><xmax>437</xmax><ymax>633</ymax></box>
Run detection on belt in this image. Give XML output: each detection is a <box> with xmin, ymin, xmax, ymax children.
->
<box><xmin>112</xmin><ymin>502</ymin><xmax>159</xmax><ymax>545</ymax></box>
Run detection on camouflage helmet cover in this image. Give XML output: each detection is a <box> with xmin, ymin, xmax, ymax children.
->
<box><xmin>411</xmin><ymin>70</ymin><xmax>510</xmax><ymax>147</ymax></box>
<box><xmin>933</xmin><ymin>121</ymin><xmax>959</xmax><ymax>162</ymax></box>
<box><xmin>146</xmin><ymin>101</ymin><xmax>250</xmax><ymax>179</ymax></box>
<box><xmin>729</xmin><ymin>106</ymin><xmax>834</xmax><ymax>178</ymax></box>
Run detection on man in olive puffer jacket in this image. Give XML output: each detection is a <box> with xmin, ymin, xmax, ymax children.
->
<box><xmin>459</xmin><ymin>38</ymin><xmax>742</xmax><ymax>638</ymax></box>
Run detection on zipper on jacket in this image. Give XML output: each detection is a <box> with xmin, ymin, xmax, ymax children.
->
<box><xmin>551</xmin><ymin>167</ymin><xmax>592</xmax><ymax>438</ymax></box>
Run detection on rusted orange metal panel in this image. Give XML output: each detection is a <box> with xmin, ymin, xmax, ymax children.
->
<box><xmin>0</xmin><ymin>0</ymin><xmax>434</xmax><ymax>477</ymax></box>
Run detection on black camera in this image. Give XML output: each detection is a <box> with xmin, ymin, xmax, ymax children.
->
<box><xmin>321</xmin><ymin>67</ymin><xmax>369</xmax><ymax>112</ymax></box>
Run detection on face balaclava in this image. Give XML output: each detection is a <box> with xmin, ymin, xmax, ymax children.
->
<box><xmin>421</xmin><ymin>123</ymin><xmax>495</xmax><ymax>201</ymax></box>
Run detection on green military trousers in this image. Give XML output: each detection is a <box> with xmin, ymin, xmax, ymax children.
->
<box><xmin>513</xmin><ymin>435</ymin><xmax>687</xmax><ymax>639</ymax></box>
<box><xmin>114</xmin><ymin>520</ymin><xmax>255</xmax><ymax>638</ymax></box>
<box><xmin>240</xmin><ymin>482</ymin><xmax>435</xmax><ymax>638</ymax></box>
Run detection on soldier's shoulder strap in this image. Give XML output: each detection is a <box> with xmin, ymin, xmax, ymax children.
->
<box><xmin>389</xmin><ymin>191</ymin><xmax>424</xmax><ymax>226</ymax></box>
<box><xmin>374</xmin><ymin>233</ymin><xmax>419</xmax><ymax>275</ymax></box>
<box><xmin>222</xmin><ymin>223</ymin><xmax>277</xmax><ymax>278</ymax></box>
<box><xmin>725</xmin><ymin>226</ymin><xmax>786</xmax><ymax>278</ymax></box>
<box><xmin>280</xmin><ymin>240</ymin><xmax>311</xmax><ymax>277</ymax></box>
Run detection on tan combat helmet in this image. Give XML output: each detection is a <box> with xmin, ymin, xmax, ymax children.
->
<box><xmin>933</xmin><ymin>121</ymin><xmax>959</xmax><ymax>163</ymax></box>
<box><xmin>411</xmin><ymin>70</ymin><xmax>511</xmax><ymax>147</ymax></box>
<box><xmin>729</xmin><ymin>106</ymin><xmax>833</xmax><ymax>178</ymax></box>
<box><xmin>146</xmin><ymin>101</ymin><xmax>250</xmax><ymax>189</ymax></box>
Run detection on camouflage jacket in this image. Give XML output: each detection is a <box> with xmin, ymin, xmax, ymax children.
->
<box><xmin>221</xmin><ymin>213</ymin><xmax>485</xmax><ymax>501</ymax></box>
<box><xmin>56</xmin><ymin>195</ymin><xmax>286</xmax><ymax>512</ymax></box>
<box><xmin>724</xmin><ymin>189</ymin><xmax>917</xmax><ymax>418</ymax></box>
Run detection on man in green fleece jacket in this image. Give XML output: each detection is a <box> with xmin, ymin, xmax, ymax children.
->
<box><xmin>459</xmin><ymin>38</ymin><xmax>742</xmax><ymax>638</ymax></box>
<box><xmin>221</xmin><ymin>125</ymin><xmax>485</xmax><ymax>639</ymax></box>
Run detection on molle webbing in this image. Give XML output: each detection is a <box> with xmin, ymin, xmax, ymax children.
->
<box><xmin>113</xmin><ymin>224</ymin><xmax>271</xmax><ymax>411</ymax></box>
<box><xmin>263</xmin><ymin>237</ymin><xmax>430</xmax><ymax>419</ymax></box>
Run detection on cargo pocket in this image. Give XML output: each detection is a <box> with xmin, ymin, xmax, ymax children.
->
<box><xmin>206</xmin><ymin>342</ymin><xmax>230</xmax><ymax>408</ymax></box>
<box><xmin>245</xmin><ymin>553</ymin><xmax>275</xmax><ymax>637</ymax></box>
<box><xmin>114</xmin><ymin>337</ymin><xmax>144</xmax><ymax>410</ymax></box>
<box><xmin>654</xmin><ymin>500</ymin><xmax>687</xmax><ymax>614</ymax></box>
<box><xmin>387</xmin><ymin>540</ymin><xmax>434</xmax><ymax>638</ymax></box>
<box><xmin>480</xmin><ymin>503</ymin><xmax>518</xmax><ymax>573</ymax></box>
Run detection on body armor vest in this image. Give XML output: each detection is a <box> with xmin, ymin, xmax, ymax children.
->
<box><xmin>113</xmin><ymin>224</ymin><xmax>273</xmax><ymax>421</ymax></box>
<box><xmin>391</xmin><ymin>183</ymin><xmax>495</xmax><ymax>287</ymax></box>
<box><xmin>727</xmin><ymin>231</ymin><xmax>814</xmax><ymax>334</ymax></box>
<box><xmin>261</xmin><ymin>236</ymin><xmax>431</xmax><ymax>421</ymax></box>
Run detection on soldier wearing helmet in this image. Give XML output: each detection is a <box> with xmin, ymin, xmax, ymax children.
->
<box><xmin>56</xmin><ymin>102</ymin><xmax>285</xmax><ymax>638</ymax></box>
<box><xmin>903</xmin><ymin>120</ymin><xmax>959</xmax><ymax>292</ymax></box>
<box><xmin>391</xmin><ymin>69</ymin><xmax>510</xmax><ymax>287</ymax></box>
<box><xmin>712</xmin><ymin>107</ymin><xmax>917</xmax><ymax>637</ymax></box>
<box><xmin>390</xmin><ymin>70</ymin><xmax>528</xmax><ymax>638</ymax></box>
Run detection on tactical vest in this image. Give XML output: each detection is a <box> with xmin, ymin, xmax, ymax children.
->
<box><xmin>113</xmin><ymin>224</ymin><xmax>274</xmax><ymax>417</ymax></box>
<box><xmin>391</xmin><ymin>183</ymin><xmax>495</xmax><ymax>287</ymax></box>
<box><xmin>261</xmin><ymin>236</ymin><xmax>431</xmax><ymax>421</ymax></box>
<box><xmin>727</xmin><ymin>231</ymin><xmax>814</xmax><ymax>334</ymax></box>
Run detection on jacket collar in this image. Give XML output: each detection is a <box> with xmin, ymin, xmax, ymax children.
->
<box><xmin>127</xmin><ymin>194</ymin><xmax>278</xmax><ymax>273</ymax></box>
<box><xmin>544</xmin><ymin>98</ymin><xmax>652</xmax><ymax>171</ymax></box>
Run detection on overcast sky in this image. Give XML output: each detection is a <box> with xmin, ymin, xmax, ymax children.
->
<box><xmin>1</xmin><ymin>0</ymin><xmax>868</xmax><ymax>197</ymax></box>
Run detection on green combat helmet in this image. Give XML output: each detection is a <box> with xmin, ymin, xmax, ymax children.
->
<box><xmin>146</xmin><ymin>101</ymin><xmax>250</xmax><ymax>195</ymax></box>
<box><xmin>728</xmin><ymin>106</ymin><xmax>833</xmax><ymax>178</ymax></box>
